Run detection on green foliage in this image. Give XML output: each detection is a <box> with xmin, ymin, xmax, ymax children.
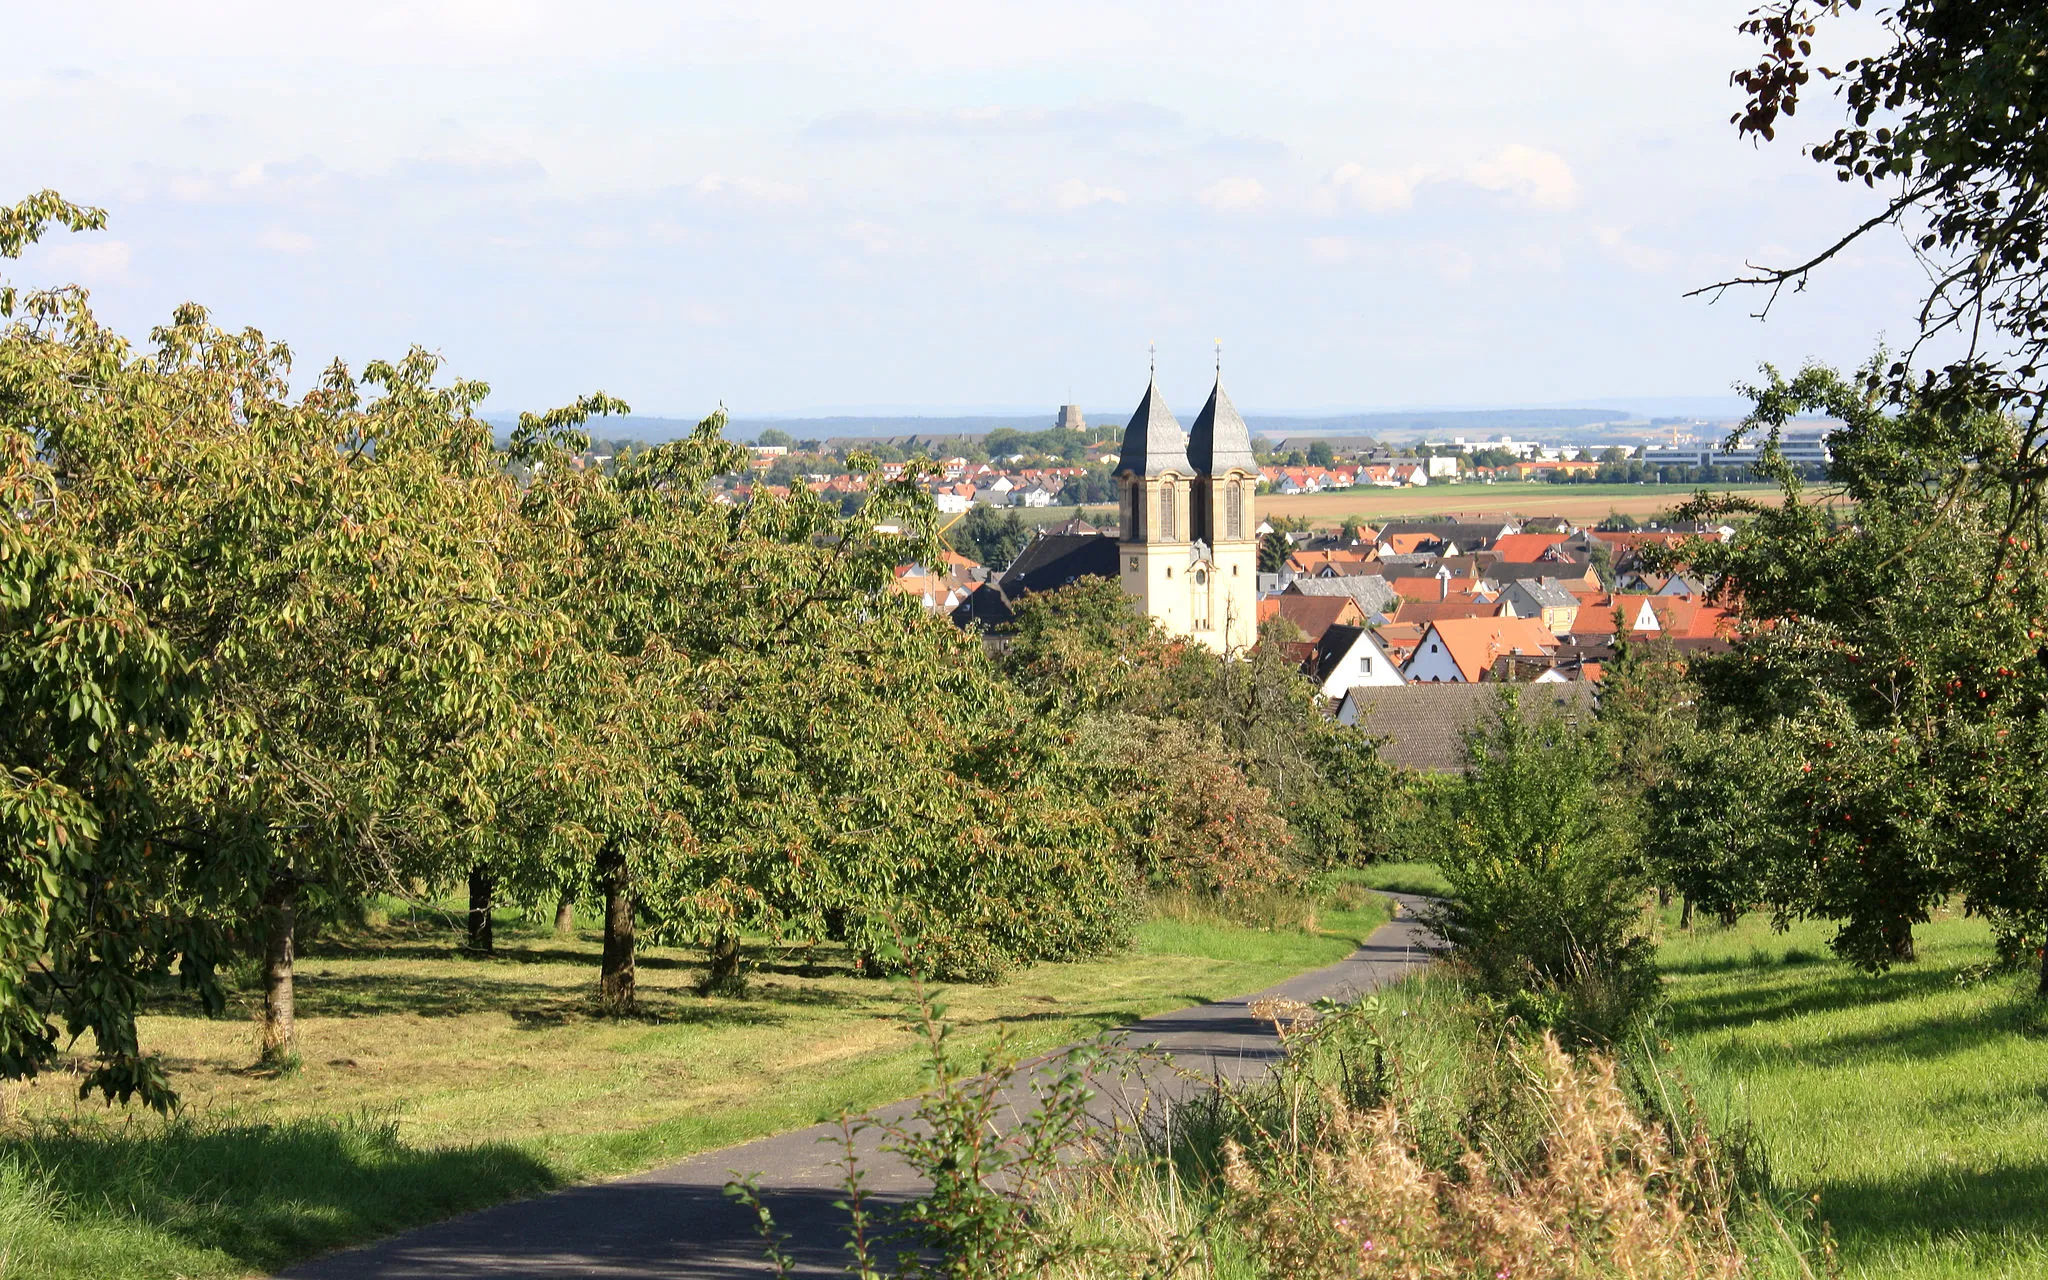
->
<box><xmin>1667</xmin><ymin>361</ymin><xmax>2048</xmax><ymax>976</ymax></box>
<box><xmin>953</xmin><ymin>504</ymin><xmax>1029</xmax><ymax>569</ymax></box>
<box><xmin>1729</xmin><ymin>2</ymin><xmax>2048</xmax><ymax>416</ymax></box>
<box><xmin>1426</xmin><ymin>689</ymin><xmax>1659</xmax><ymax>1041</ymax></box>
<box><xmin>0</xmin><ymin>192</ymin><xmax>1152</xmax><ymax>1103</ymax></box>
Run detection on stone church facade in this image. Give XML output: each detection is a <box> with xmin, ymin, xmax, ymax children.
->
<box><xmin>1114</xmin><ymin>369</ymin><xmax>1259</xmax><ymax>651</ymax></box>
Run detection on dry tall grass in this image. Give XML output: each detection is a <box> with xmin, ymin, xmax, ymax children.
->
<box><xmin>1221</xmin><ymin>1033</ymin><xmax>1748</xmax><ymax>1279</ymax></box>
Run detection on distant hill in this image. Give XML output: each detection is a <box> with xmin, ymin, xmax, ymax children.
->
<box><xmin>486</xmin><ymin>407</ymin><xmax>1647</xmax><ymax>446</ymax></box>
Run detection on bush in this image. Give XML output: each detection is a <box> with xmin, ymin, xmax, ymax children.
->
<box><xmin>1425</xmin><ymin>689</ymin><xmax>1659</xmax><ymax>1042</ymax></box>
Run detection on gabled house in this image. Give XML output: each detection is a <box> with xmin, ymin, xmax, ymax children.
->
<box><xmin>1491</xmin><ymin>531</ymin><xmax>1574</xmax><ymax>563</ymax></box>
<box><xmin>1302</xmin><ymin>623</ymin><xmax>1405</xmax><ymax>699</ymax></box>
<box><xmin>1285</xmin><ymin>574</ymin><xmax>1399</xmax><ymax>618</ymax></box>
<box><xmin>1336</xmin><ymin>683</ymin><xmax>1598</xmax><ymax>768</ymax></box>
<box><xmin>1499</xmin><ymin>578</ymin><xmax>1581</xmax><ymax>636</ymax></box>
<box><xmin>1259</xmin><ymin>593</ymin><xmax>1367</xmax><ymax>644</ymax></box>
<box><xmin>1402</xmin><ymin>615</ymin><xmax>1559</xmax><ymax>683</ymax></box>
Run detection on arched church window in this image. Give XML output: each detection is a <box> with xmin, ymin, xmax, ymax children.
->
<box><xmin>1226</xmin><ymin>479</ymin><xmax>1243</xmax><ymax>540</ymax></box>
<box><xmin>1160</xmin><ymin>482</ymin><xmax>1178</xmax><ymax>541</ymax></box>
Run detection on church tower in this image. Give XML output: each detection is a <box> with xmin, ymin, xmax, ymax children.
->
<box><xmin>1187</xmin><ymin>365</ymin><xmax>1260</xmax><ymax>651</ymax></box>
<box><xmin>1115</xmin><ymin>364</ymin><xmax>1196</xmax><ymax>637</ymax></box>
<box><xmin>1115</xmin><ymin>353</ymin><xmax>1259</xmax><ymax>652</ymax></box>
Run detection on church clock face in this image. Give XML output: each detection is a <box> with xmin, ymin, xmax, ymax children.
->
<box><xmin>1194</xmin><ymin>569</ymin><xmax>1207</xmax><ymax>585</ymax></box>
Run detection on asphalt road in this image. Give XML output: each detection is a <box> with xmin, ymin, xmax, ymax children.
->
<box><xmin>283</xmin><ymin>892</ymin><xmax>1439</xmax><ymax>1279</ymax></box>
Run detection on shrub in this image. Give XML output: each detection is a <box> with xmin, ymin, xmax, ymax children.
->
<box><xmin>1425</xmin><ymin>689</ymin><xmax>1659</xmax><ymax>1042</ymax></box>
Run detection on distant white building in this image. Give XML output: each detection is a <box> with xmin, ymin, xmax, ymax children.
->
<box><xmin>1698</xmin><ymin>427</ymin><xmax>1832</xmax><ymax>469</ymax></box>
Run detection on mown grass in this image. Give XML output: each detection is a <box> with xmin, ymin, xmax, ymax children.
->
<box><xmin>1654</xmin><ymin>907</ymin><xmax>2048</xmax><ymax>1280</ymax></box>
<box><xmin>0</xmin><ymin>892</ymin><xmax>1388</xmax><ymax>1280</ymax></box>
<box><xmin>1343</xmin><ymin>860</ymin><xmax>1452</xmax><ymax>898</ymax></box>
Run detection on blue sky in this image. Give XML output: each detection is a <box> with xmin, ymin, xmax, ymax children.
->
<box><xmin>5</xmin><ymin>2</ymin><xmax>1917</xmax><ymax>418</ymax></box>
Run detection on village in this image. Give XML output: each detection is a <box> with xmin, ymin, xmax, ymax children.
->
<box><xmin>884</xmin><ymin>377</ymin><xmax>1737</xmax><ymax>776</ymax></box>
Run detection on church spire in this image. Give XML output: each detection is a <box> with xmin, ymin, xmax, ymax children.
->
<box><xmin>1187</xmin><ymin>361</ymin><xmax>1255</xmax><ymax>476</ymax></box>
<box><xmin>1115</xmin><ymin>358</ymin><xmax>1191</xmax><ymax>478</ymax></box>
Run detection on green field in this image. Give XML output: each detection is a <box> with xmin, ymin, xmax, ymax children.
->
<box><xmin>1658</xmin><ymin>908</ymin><xmax>2048</xmax><ymax>1279</ymax></box>
<box><xmin>0</xmin><ymin>894</ymin><xmax>1387</xmax><ymax>1280</ymax></box>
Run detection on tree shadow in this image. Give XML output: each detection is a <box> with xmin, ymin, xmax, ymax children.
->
<box><xmin>1816</xmin><ymin>1156</ymin><xmax>2048</xmax><ymax>1267</ymax></box>
<box><xmin>1698</xmin><ymin>991</ymin><xmax>2048</xmax><ymax>1072</ymax></box>
<box><xmin>2</xmin><ymin>1112</ymin><xmax>559</xmax><ymax>1276</ymax></box>
<box><xmin>286</xmin><ymin>972</ymin><xmax>585</xmax><ymax>1019</ymax></box>
<box><xmin>1662</xmin><ymin>963</ymin><xmax>1965</xmax><ymax>1036</ymax></box>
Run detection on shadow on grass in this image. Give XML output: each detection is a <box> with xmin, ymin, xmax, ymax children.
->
<box><xmin>1694</xmin><ymin>983</ymin><xmax>2048</xmax><ymax>1073</ymax></box>
<box><xmin>1661</xmin><ymin>963</ymin><xmax>1965</xmax><ymax>1037</ymax></box>
<box><xmin>303</xmin><ymin>940</ymin><xmax>696</xmax><ymax>971</ymax></box>
<box><xmin>2</xmin><ymin>1112</ymin><xmax>558</xmax><ymax>1276</ymax></box>
<box><xmin>1659</xmin><ymin>946</ymin><xmax>1830</xmax><ymax>977</ymax></box>
<box><xmin>287</xmin><ymin>972</ymin><xmax>586</xmax><ymax>1019</ymax></box>
<box><xmin>1816</xmin><ymin>1156</ymin><xmax>2048</xmax><ymax>1265</ymax></box>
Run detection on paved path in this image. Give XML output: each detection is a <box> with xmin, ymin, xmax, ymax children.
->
<box><xmin>284</xmin><ymin>893</ymin><xmax>1438</xmax><ymax>1279</ymax></box>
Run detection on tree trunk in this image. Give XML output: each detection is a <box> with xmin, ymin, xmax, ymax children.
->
<box><xmin>1885</xmin><ymin>916</ymin><xmax>1917</xmax><ymax>963</ymax></box>
<box><xmin>554</xmin><ymin>895</ymin><xmax>576</xmax><ymax>936</ymax></box>
<box><xmin>702</xmin><ymin>930</ymin><xmax>744</xmax><ymax>995</ymax></box>
<box><xmin>260</xmin><ymin>877</ymin><xmax>297</xmax><ymax>1065</ymax></box>
<box><xmin>1657</xmin><ymin>885</ymin><xmax>1672</xmax><ymax>909</ymax></box>
<box><xmin>1719</xmin><ymin>905</ymin><xmax>1740</xmax><ymax>928</ymax></box>
<box><xmin>2037</xmin><ymin>943</ymin><xmax>2047</xmax><ymax>1000</ymax></box>
<box><xmin>1679</xmin><ymin>896</ymin><xmax>1694</xmax><ymax>931</ymax></box>
<box><xmin>598</xmin><ymin>843</ymin><xmax>636</xmax><ymax>1012</ymax></box>
<box><xmin>466</xmin><ymin>865</ymin><xmax>495</xmax><ymax>955</ymax></box>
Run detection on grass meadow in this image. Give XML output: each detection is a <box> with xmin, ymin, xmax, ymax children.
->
<box><xmin>1656</xmin><ymin>906</ymin><xmax>2048</xmax><ymax>1279</ymax></box>
<box><xmin>0</xmin><ymin>891</ymin><xmax>1388</xmax><ymax>1280</ymax></box>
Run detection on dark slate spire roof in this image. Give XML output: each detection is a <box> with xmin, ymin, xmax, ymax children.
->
<box><xmin>1116</xmin><ymin>374</ymin><xmax>1191</xmax><ymax>477</ymax></box>
<box><xmin>1188</xmin><ymin>375</ymin><xmax>1256</xmax><ymax>475</ymax></box>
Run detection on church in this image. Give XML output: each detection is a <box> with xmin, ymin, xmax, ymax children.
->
<box><xmin>1114</xmin><ymin>364</ymin><xmax>1260</xmax><ymax>651</ymax></box>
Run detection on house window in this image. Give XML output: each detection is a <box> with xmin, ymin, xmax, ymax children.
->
<box><xmin>1362</xmin><ymin>657</ymin><xmax>1373</xmax><ymax>673</ymax></box>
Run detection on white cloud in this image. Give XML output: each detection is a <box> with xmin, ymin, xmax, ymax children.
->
<box><xmin>1595</xmin><ymin>226</ymin><xmax>1675</xmax><ymax>272</ymax></box>
<box><xmin>842</xmin><ymin>221</ymin><xmax>893</xmax><ymax>254</ymax></box>
<box><xmin>1465</xmin><ymin>145</ymin><xmax>1578</xmax><ymax>211</ymax></box>
<box><xmin>258</xmin><ymin>227</ymin><xmax>316</xmax><ymax>253</ymax></box>
<box><xmin>572</xmin><ymin>226</ymin><xmax>627</xmax><ymax>250</ymax></box>
<box><xmin>1197</xmin><ymin>177</ymin><xmax>1265</xmax><ymax>212</ymax></box>
<box><xmin>41</xmin><ymin>240</ymin><xmax>132</xmax><ymax>282</ymax></box>
<box><xmin>692</xmin><ymin>173</ymin><xmax>806</xmax><ymax>206</ymax></box>
<box><xmin>1051</xmin><ymin>179</ymin><xmax>1127</xmax><ymax>211</ymax></box>
<box><xmin>1306</xmin><ymin>236</ymin><xmax>1364</xmax><ymax>265</ymax></box>
<box><xmin>1323</xmin><ymin>162</ymin><xmax>1430</xmax><ymax>213</ymax></box>
<box><xmin>1428</xmin><ymin>244</ymin><xmax>1477</xmax><ymax>285</ymax></box>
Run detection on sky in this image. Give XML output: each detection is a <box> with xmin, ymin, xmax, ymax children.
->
<box><xmin>3</xmin><ymin>2</ymin><xmax>1920</xmax><ymax>419</ymax></box>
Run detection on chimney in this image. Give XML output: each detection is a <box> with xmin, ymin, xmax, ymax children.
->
<box><xmin>1439</xmin><ymin>566</ymin><xmax>1450</xmax><ymax>602</ymax></box>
